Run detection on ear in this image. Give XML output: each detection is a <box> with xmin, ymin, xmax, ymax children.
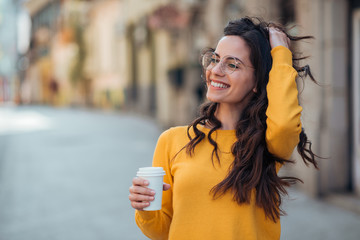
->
<box><xmin>252</xmin><ymin>87</ymin><xmax>257</xmax><ymax>93</ymax></box>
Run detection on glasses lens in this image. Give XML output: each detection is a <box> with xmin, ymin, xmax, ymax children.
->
<box><xmin>222</xmin><ymin>57</ymin><xmax>239</xmax><ymax>74</ymax></box>
<box><xmin>202</xmin><ymin>52</ymin><xmax>218</xmax><ymax>70</ymax></box>
<box><xmin>202</xmin><ymin>53</ymin><xmax>241</xmax><ymax>74</ymax></box>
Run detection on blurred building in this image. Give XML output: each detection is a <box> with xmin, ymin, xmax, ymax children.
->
<box><xmin>0</xmin><ymin>0</ymin><xmax>19</xmax><ymax>103</ymax></box>
<box><xmin>285</xmin><ymin>0</ymin><xmax>359</xmax><ymax>207</ymax></box>
<box><xmin>21</xmin><ymin>0</ymin><xmax>60</xmax><ymax>105</ymax></box>
<box><xmin>86</xmin><ymin>0</ymin><xmax>202</xmax><ymax>120</ymax></box>
<box><xmin>19</xmin><ymin>0</ymin><xmax>360</xmax><ymax>209</ymax></box>
<box><xmin>296</xmin><ymin>0</ymin><xmax>360</xmax><ymax>212</ymax></box>
<box><xmin>85</xmin><ymin>0</ymin><xmax>125</xmax><ymax>109</ymax></box>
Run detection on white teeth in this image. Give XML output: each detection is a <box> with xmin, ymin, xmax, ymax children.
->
<box><xmin>211</xmin><ymin>81</ymin><xmax>228</xmax><ymax>89</ymax></box>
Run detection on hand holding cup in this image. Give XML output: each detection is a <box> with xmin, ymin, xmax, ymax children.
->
<box><xmin>129</xmin><ymin>167</ymin><xmax>170</xmax><ymax>211</ymax></box>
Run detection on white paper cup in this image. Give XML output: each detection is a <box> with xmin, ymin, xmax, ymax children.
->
<box><xmin>136</xmin><ymin>167</ymin><xmax>166</xmax><ymax>211</ymax></box>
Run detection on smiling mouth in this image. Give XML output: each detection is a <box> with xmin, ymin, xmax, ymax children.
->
<box><xmin>210</xmin><ymin>80</ymin><xmax>230</xmax><ymax>89</ymax></box>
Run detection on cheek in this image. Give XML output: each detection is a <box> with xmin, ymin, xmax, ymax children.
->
<box><xmin>251</xmin><ymin>77</ymin><xmax>257</xmax><ymax>90</ymax></box>
<box><xmin>205</xmin><ymin>70</ymin><xmax>211</xmax><ymax>83</ymax></box>
<box><xmin>232</xmin><ymin>75</ymin><xmax>256</xmax><ymax>94</ymax></box>
<box><xmin>244</xmin><ymin>73</ymin><xmax>256</xmax><ymax>89</ymax></box>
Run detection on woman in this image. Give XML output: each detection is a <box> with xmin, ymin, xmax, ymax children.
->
<box><xmin>129</xmin><ymin>17</ymin><xmax>318</xmax><ymax>240</ymax></box>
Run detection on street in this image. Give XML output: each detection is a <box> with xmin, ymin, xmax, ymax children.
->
<box><xmin>0</xmin><ymin>106</ymin><xmax>359</xmax><ymax>240</ymax></box>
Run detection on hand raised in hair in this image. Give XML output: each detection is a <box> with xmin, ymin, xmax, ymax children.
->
<box><xmin>268</xmin><ymin>27</ymin><xmax>290</xmax><ymax>49</ymax></box>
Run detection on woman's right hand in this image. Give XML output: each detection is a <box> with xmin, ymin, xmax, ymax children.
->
<box><xmin>129</xmin><ymin>177</ymin><xmax>171</xmax><ymax>210</ymax></box>
<box><xmin>268</xmin><ymin>27</ymin><xmax>290</xmax><ymax>49</ymax></box>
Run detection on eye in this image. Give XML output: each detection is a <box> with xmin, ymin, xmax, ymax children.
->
<box><xmin>210</xmin><ymin>56</ymin><xmax>220</xmax><ymax>64</ymax></box>
<box><xmin>225</xmin><ymin>59</ymin><xmax>240</xmax><ymax>70</ymax></box>
<box><xmin>227</xmin><ymin>63</ymin><xmax>239</xmax><ymax>69</ymax></box>
<box><xmin>210</xmin><ymin>57</ymin><xmax>217</xmax><ymax>63</ymax></box>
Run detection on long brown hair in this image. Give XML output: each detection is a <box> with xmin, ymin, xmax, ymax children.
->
<box><xmin>185</xmin><ymin>17</ymin><xmax>319</xmax><ymax>222</ymax></box>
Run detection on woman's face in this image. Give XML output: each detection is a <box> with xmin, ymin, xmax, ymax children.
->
<box><xmin>205</xmin><ymin>36</ymin><xmax>256</xmax><ymax>107</ymax></box>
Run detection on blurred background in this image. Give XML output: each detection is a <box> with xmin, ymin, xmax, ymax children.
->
<box><xmin>0</xmin><ymin>0</ymin><xmax>360</xmax><ymax>239</ymax></box>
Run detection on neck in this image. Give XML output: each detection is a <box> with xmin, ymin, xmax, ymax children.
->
<box><xmin>215</xmin><ymin>103</ymin><xmax>244</xmax><ymax>130</ymax></box>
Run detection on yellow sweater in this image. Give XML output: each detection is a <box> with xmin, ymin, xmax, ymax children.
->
<box><xmin>135</xmin><ymin>46</ymin><xmax>302</xmax><ymax>240</ymax></box>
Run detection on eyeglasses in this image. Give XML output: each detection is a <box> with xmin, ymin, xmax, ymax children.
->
<box><xmin>201</xmin><ymin>52</ymin><xmax>254</xmax><ymax>75</ymax></box>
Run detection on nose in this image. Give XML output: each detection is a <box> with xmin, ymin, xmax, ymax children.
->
<box><xmin>211</xmin><ymin>61</ymin><xmax>225</xmax><ymax>76</ymax></box>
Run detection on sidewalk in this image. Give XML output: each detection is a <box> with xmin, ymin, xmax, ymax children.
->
<box><xmin>281</xmin><ymin>189</ymin><xmax>360</xmax><ymax>240</ymax></box>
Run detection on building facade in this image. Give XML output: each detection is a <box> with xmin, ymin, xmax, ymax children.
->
<box><xmin>0</xmin><ymin>0</ymin><xmax>19</xmax><ymax>103</ymax></box>
<box><xmin>352</xmin><ymin>0</ymin><xmax>360</xmax><ymax>200</ymax></box>
<box><xmin>21</xmin><ymin>0</ymin><xmax>61</xmax><ymax>105</ymax></box>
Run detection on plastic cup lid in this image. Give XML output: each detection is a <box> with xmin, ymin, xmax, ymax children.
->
<box><xmin>137</xmin><ymin>167</ymin><xmax>165</xmax><ymax>176</ymax></box>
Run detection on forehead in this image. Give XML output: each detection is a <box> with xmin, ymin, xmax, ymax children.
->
<box><xmin>215</xmin><ymin>36</ymin><xmax>251</xmax><ymax>60</ymax></box>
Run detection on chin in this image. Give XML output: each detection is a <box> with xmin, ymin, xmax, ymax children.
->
<box><xmin>206</xmin><ymin>95</ymin><xmax>220</xmax><ymax>103</ymax></box>
<box><xmin>206</xmin><ymin>92</ymin><xmax>215</xmax><ymax>102</ymax></box>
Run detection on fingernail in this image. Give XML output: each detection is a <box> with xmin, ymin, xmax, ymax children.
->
<box><xmin>150</xmin><ymin>197</ymin><xmax>154</xmax><ymax>201</ymax></box>
<box><xmin>151</xmin><ymin>190</ymin><xmax>155</xmax><ymax>195</ymax></box>
<box><xmin>144</xmin><ymin>180</ymin><xmax>149</xmax><ymax>185</ymax></box>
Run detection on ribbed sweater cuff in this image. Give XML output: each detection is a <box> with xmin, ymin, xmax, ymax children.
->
<box><xmin>136</xmin><ymin>209</ymin><xmax>157</xmax><ymax>221</ymax></box>
<box><xmin>271</xmin><ymin>45</ymin><xmax>292</xmax><ymax>66</ymax></box>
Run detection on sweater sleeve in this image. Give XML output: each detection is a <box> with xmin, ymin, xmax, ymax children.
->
<box><xmin>135</xmin><ymin>129</ymin><xmax>174</xmax><ymax>240</ymax></box>
<box><xmin>266</xmin><ymin>46</ymin><xmax>302</xmax><ymax>168</ymax></box>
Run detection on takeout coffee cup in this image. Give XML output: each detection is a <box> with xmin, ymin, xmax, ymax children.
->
<box><xmin>136</xmin><ymin>167</ymin><xmax>166</xmax><ymax>211</ymax></box>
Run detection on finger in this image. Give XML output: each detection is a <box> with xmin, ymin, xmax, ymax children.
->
<box><xmin>129</xmin><ymin>185</ymin><xmax>156</xmax><ymax>196</ymax></box>
<box><xmin>268</xmin><ymin>31</ymin><xmax>290</xmax><ymax>49</ymax></box>
<box><xmin>269</xmin><ymin>27</ymin><xmax>280</xmax><ymax>33</ymax></box>
<box><xmin>132</xmin><ymin>177</ymin><xmax>149</xmax><ymax>186</ymax></box>
<box><xmin>131</xmin><ymin>201</ymin><xmax>150</xmax><ymax>210</ymax></box>
<box><xmin>129</xmin><ymin>193</ymin><xmax>155</xmax><ymax>202</ymax></box>
<box><xmin>269</xmin><ymin>27</ymin><xmax>284</xmax><ymax>37</ymax></box>
<box><xmin>163</xmin><ymin>183</ymin><xmax>171</xmax><ymax>191</ymax></box>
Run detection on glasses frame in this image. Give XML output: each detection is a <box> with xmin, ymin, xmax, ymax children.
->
<box><xmin>201</xmin><ymin>51</ymin><xmax>255</xmax><ymax>75</ymax></box>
